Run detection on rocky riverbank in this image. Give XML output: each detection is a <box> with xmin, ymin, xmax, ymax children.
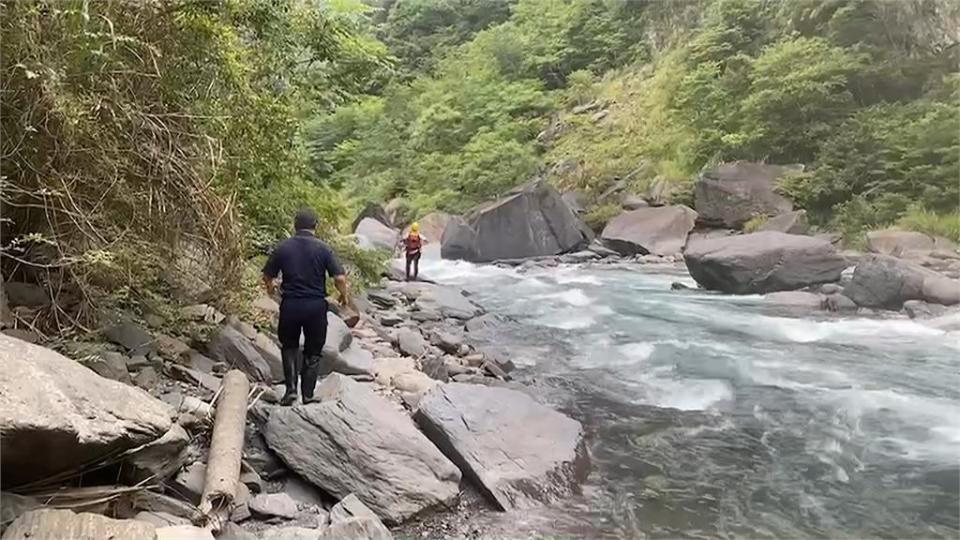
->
<box><xmin>0</xmin><ymin>260</ymin><xmax>591</xmax><ymax>540</ymax></box>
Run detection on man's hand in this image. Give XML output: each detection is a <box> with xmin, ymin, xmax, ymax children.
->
<box><xmin>261</xmin><ymin>274</ymin><xmax>277</xmax><ymax>297</ymax></box>
<box><xmin>334</xmin><ymin>274</ymin><xmax>351</xmax><ymax>308</ymax></box>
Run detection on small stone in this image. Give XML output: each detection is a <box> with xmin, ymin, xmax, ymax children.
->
<box><xmin>397</xmin><ymin>328</ymin><xmax>426</xmax><ymax>357</ymax></box>
<box><xmin>820</xmin><ymin>283</ymin><xmax>843</xmax><ymax>295</ymax></box>
<box><xmin>173</xmin><ymin>462</ymin><xmax>206</xmax><ymax>505</ymax></box>
<box><xmin>240</xmin><ymin>470</ymin><xmax>264</xmax><ymax>494</ymax></box>
<box><xmin>249</xmin><ymin>492</ymin><xmax>299</xmax><ymax>520</ymax></box>
<box><xmin>220</xmin><ymin>522</ymin><xmax>257</xmax><ymax>540</ymax></box>
<box><xmin>103</xmin><ymin>319</ymin><xmax>155</xmax><ymax>355</ymax></box>
<box><xmin>430</xmin><ymin>331</ymin><xmax>463</xmax><ymax>355</ymax></box>
<box><xmin>127</xmin><ymin>354</ymin><xmax>151</xmax><ymax>370</ymax></box>
<box><xmin>330</xmin><ymin>493</ymin><xmax>378</xmax><ymax>524</ymax></box>
<box><xmin>229</xmin><ymin>502</ymin><xmax>251</xmax><ymax>523</ymax></box>
<box><xmin>319</xmin><ymin>517</ymin><xmax>393</xmax><ymax>540</ymax></box>
<box><xmin>379</xmin><ymin>314</ymin><xmax>404</xmax><ymax>327</ymax></box>
<box><xmin>133</xmin><ymin>366</ymin><xmax>161</xmax><ymax>390</ymax></box>
<box><xmin>82</xmin><ymin>351</ymin><xmax>132</xmax><ymax>384</ymax></box>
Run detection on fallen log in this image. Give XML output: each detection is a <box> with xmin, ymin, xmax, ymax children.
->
<box><xmin>198</xmin><ymin>370</ymin><xmax>249</xmax><ymax>523</ymax></box>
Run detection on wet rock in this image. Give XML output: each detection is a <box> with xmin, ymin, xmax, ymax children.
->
<box><xmin>762</xmin><ymin>291</ymin><xmax>823</xmax><ymax>309</ymax></box>
<box><xmin>397</xmin><ymin>328</ymin><xmax>427</xmax><ymax>357</ymax></box>
<box><xmin>264</xmin><ymin>374</ymin><xmax>461</xmax><ymax>524</ymax></box>
<box><xmin>558</xmin><ymin>250</ymin><xmax>600</xmax><ymax>264</ymax></box>
<box><xmin>903</xmin><ymin>299</ymin><xmax>948</xmax><ymax>319</ymax></box>
<box><xmin>823</xmin><ymin>293</ymin><xmax>858</xmax><ymax>313</ymax></box>
<box><xmin>695</xmin><ymin>161</ymin><xmax>798</xmax><ymax>228</ymax></box>
<box><xmin>465</xmin><ymin>313</ymin><xmax>503</xmax><ymax>333</ymax></box>
<box><xmin>249</xmin><ymin>493</ymin><xmax>299</xmax><ymax>520</ymax></box>
<box><xmin>0</xmin><ymin>335</ymin><xmax>173</xmax><ymax>489</ymax></box>
<box><xmin>843</xmin><ymin>254</ymin><xmax>960</xmax><ymax>309</ymax></box>
<box><xmin>415</xmin><ymin>383</ymin><xmax>589</xmax><ymax>511</ymax></box>
<box><xmin>103</xmin><ymin>319</ymin><xmax>155</xmax><ymax>356</ymax></box>
<box><xmin>759</xmin><ymin>210</ymin><xmax>808</xmax><ymax>234</ymax></box>
<box><xmin>601</xmin><ymin>206</ymin><xmax>697</xmax><ymax>256</ymax></box>
<box><xmin>670</xmin><ymin>282</ymin><xmax>692</xmax><ymax>291</ymax></box>
<box><xmin>684</xmin><ymin>231</ymin><xmax>846</xmax><ymax>294</ymax></box>
<box><xmin>207</xmin><ymin>325</ymin><xmax>274</xmax><ymax>382</ymax></box>
<box><xmin>400</xmin><ymin>282</ymin><xmax>483</xmax><ymax>320</ymax></box>
<box><xmin>3</xmin><ymin>509</ymin><xmax>155</xmax><ymax>540</ymax></box>
<box><xmin>441</xmin><ymin>180</ymin><xmax>591</xmax><ymax>262</ymax></box>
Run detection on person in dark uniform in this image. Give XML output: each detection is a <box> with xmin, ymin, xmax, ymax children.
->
<box><xmin>261</xmin><ymin>208</ymin><xmax>351</xmax><ymax>405</ymax></box>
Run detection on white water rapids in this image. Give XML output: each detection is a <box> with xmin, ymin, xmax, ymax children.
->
<box><xmin>417</xmin><ymin>253</ymin><xmax>960</xmax><ymax>539</ymax></box>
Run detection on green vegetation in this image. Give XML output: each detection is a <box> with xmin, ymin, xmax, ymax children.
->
<box><xmin>311</xmin><ymin>0</ymin><xmax>958</xmax><ymax>242</ymax></box>
<box><xmin>743</xmin><ymin>215</ymin><xmax>770</xmax><ymax>233</ymax></box>
<box><xmin>1</xmin><ymin>0</ymin><xmax>387</xmax><ymax>327</ymax></box>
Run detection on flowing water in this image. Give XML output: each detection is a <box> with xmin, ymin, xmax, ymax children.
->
<box><xmin>418</xmin><ymin>254</ymin><xmax>960</xmax><ymax>539</ymax></box>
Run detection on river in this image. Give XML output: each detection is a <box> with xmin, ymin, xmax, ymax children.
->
<box><xmin>417</xmin><ymin>254</ymin><xmax>960</xmax><ymax>539</ymax></box>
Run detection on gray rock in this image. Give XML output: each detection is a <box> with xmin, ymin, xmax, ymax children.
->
<box><xmin>379</xmin><ymin>314</ymin><xmax>404</xmax><ymax>327</ymax></box>
<box><xmin>3</xmin><ymin>509</ymin><xmax>155</xmax><ymax>540</ymax></box>
<box><xmin>355</xmin><ymin>218</ymin><xmax>399</xmax><ymax>252</ymax></box>
<box><xmin>844</xmin><ymin>255</ymin><xmax>960</xmax><ymax>309</ymax></box>
<box><xmin>465</xmin><ymin>314</ymin><xmax>504</xmax><ymax>334</ymax></box>
<box><xmin>866</xmin><ymin>229</ymin><xmax>954</xmax><ymax>258</ymax></box>
<box><xmin>820</xmin><ymin>283</ymin><xmax>844</xmax><ymax>295</ymax></box>
<box><xmin>123</xmin><ymin>424</ymin><xmax>190</xmax><ymax>483</ymax></box>
<box><xmin>410</xmin><ymin>311</ymin><xmax>441</xmax><ymax>322</ymax></box>
<box><xmin>621</xmin><ymin>194</ymin><xmax>649</xmax><ymax>210</ymax></box>
<box><xmin>154</xmin><ymin>334</ymin><xmax>192</xmax><ymax>363</ymax></box>
<box><xmin>441</xmin><ymin>180</ymin><xmax>591</xmax><ymax>262</ymax></box>
<box><xmin>762</xmin><ymin>291</ymin><xmax>824</xmax><ymax>309</ymax></box>
<box><xmin>260</xmin><ymin>527</ymin><xmax>323</xmax><ymax>540</ymax></box>
<box><xmin>0</xmin><ymin>328</ymin><xmax>40</xmax><ymax>343</ymax></box>
<box><xmin>324</xmin><ymin>344</ymin><xmax>375</xmax><ymax>378</ymax></box>
<box><xmin>169</xmin><ymin>364</ymin><xmax>222</xmax><ymax>396</ymax></box>
<box><xmin>127</xmin><ymin>490</ymin><xmax>202</xmax><ymax>522</ymax></box>
<box><xmin>367</xmin><ymin>290</ymin><xmax>397</xmax><ymax>309</ymax></box>
<box><xmin>402</xmin><ymin>212</ymin><xmax>452</xmax><ymax>245</ymax></box>
<box><xmin>228</xmin><ymin>316</ymin><xmax>259</xmax><ymax>340</ymax></box>
<box><xmin>759</xmin><ymin>210</ymin><xmax>808</xmax><ymax>234</ymax></box>
<box><xmin>903</xmin><ymin>300</ymin><xmax>948</xmax><ymax>319</ymax></box>
<box><xmin>322</xmin><ymin>313</ymin><xmax>352</xmax><ymax>358</ymax></box>
<box><xmin>0</xmin><ymin>335</ymin><xmax>173</xmax><ymax>489</ymax></box>
<box><xmin>561</xmin><ymin>191</ymin><xmax>586</xmax><ymax>214</ymax></box>
<box><xmin>207</xmin><ymin>325</ymin><xmax>274</xmax><ymax>382</ymax></box>
<box><xmin>172</xmin><ymin>462</ymin><xmax>207</xmax><ymax>505</ymax></box>
<box><xmin>401</xmin><ymin>282</ymin><xmax>482</xmax><ymax>320</ymax></box>
<box><xmin>330</xmin><ymin>493</ymin><xmax>379</xmax><ymax>523</ymax></box>
<box><xmin>397</xmin><ymin>328</ymin><xmax>427</xmax><ymax>357</ymax></box>
<box><xmin>823</xmin><ymin>293</ymin><xmax>858</xmax><ymax>312</ymax></box>
<box><xmin>219</xmin><ymin>523</ymin><xmax>257</xmax><ymax>540</ymax></box>
<box><xmin>264</xmin><ymin>374</ymin><xmax>461</xmax><ymax>524</ymax></box>
<box><xmin>81</xmin><ymin>350</ymin><xmax>132</xmax><ymax>384</ymax></box>
<box><xmin>600</xmin><ymin>205</ymin><xmax>697</xmax><ymax>256</ymax></box>
<box><xmin>240</xmin><ymin>469</ymin><xmax>264</xmax><ymax>494</ymax></box>
<box><xmin>253</xmin><ymin>332</ymin><xmax>284</xmax><ymax>382</ymax></box>
<box><xmin>103</xmin><ymin>319</ymin><xmax>155</xmax><ymax>356</ymax></box>
<box><xmin>558</xmin><ymin>250</ymin><xmax>600</xmax><ymax>264</ymax></box>
<box><xmin>179</xmin><ymin>304</ymin><xmax>225</xmax><ymax>324</ymax></box>
<box><xmin>1</xmin><ymin>493</ymin><xmax>39</xmax><ymax>532</ymax></box>
<box><xmin>319</xmin><ymin>517</ymin><xmax>392</xmax><ymax>540</ymax></box>
<box><xmin>415</xmin><ymin>383</ymin><xmax>588</xmax><ymax>511</ymax></box>
<box><xmin>249</xmin><ymin>493</ymin><xmax>299</xmax><ymax>520</ymax></box>
<box><xmin>431</xmin><ymin>331</ymin><xmax>463</xmax><ymax>355</ymax></box>
<box><xmin>127</xmin><ymin>354</ymin><xmax>152</xmax><ymax>370</ymax></box>
<box><xmin>420</xmin><ymin>356</ymin><xmax>449</xmax><ymax>382</ymax></box>
<box><xmin>586</xmin><ymin>241</ymin><xmax>620</xmax><ymax>258</ymax></box>
<box><xmin>134</xmin><ymin>511</ymin><xmax>190</xmax><ymax>528</ymax></box>
<box><xmin>695</xmin><ymin>161</ymin><xmax>798</xmax><ymax>228</ymax></box>
<box><xmin>4</xmin><ymin>282</ymin><xmax>50</xmax><ymax>308</ymax></box>
<box><xmin>283</xmin><ymin>475</ymin><xmax>327</xmax><ymax>509</ymax></box>
<box><xmin>684</xmin><ymin>231</ymin><xmax>846</xmax><ymax>294</ymax></box>
<box><xmin>155</xmin><ymin>525</ymin><xmax>214</xmax><ymax>540</ymax></box>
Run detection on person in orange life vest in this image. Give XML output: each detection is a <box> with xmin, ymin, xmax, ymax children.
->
<box><xmin>399</xmin><ymin>222</ymin><xmax>427</xmax><ymax>281</ymax></box>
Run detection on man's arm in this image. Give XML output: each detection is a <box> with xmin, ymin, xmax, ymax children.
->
<box><xmin>261</xmin><ymin>247</ymin><xmax>282</xmax><ymax>297</ymax></box>
<box><xmin>333</xmin><ymin>274</ymin><xmax>351</xmax><ymax>307</ymax></box>
<box><xmin>261</xmin><ymin>274</ymin><xmax>278</xmax><ymax>297</ymax></box>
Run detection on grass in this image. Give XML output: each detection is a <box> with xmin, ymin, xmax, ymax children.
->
<box><xmin>743</xmin><ymin>214</ymin><xmax>769</xmax><ymax>233</ymax></box>
<box><xmin>896</xmin><ymin>207</ymin><xmax>960</xmax><ymax>242</ymax></box>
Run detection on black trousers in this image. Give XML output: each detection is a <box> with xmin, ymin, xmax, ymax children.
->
<box><xmin>278</xmin><ymin>297</ymin><xmax>328</xmax><ymax>356</ymax></box>
<box><xmin>405</xmin><ymin>251</ymin><xmax>421</xmax><ymax>280</ymax></box>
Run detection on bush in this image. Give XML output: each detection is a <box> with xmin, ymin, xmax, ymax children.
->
<box><xmin>743</xmin><ymin>214</ymin><xmax>769</xmax><ymax>233</ymax></box>
<box><xmin>897</xmin><ymin>206</ymin><xmax>960</xmax><ymax>242</ymax></box>
<box><xmin>583</xmin><ymin>203</ymin><xmax>622</xmax><ymax>233</ymax></box>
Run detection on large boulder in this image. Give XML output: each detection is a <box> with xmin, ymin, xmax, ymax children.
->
<box><xmin>600</xmin><ymin>205</ymin><xmax>697</xmax><ymax>256</ymax></box>
<box><xmin>759</xmin><ymin>210</ymin><xmax>808</xmax><ymax>235</ymax></box>
<box><xmin>351</xmin><ymin>202</ymin><xmax>392</xmax><ymax>231</ymax></box>
<box><xmin>866</xmin><ymin>229</ymin><xmax>956</xmax><ymax>258</ymax></box>
<box><xmin>415</xmin><ymin>383</ymin><xmax>588</xmax><ymax>511</ymax></box>
<box><xmin>684</xmin><ymin>231</ymin><xmax>847</xmax><ymax>294</ymax></box>
<box><xmin>355</xmin><ymin>218</ymin><xmax>399</xmax><ymax>252</ymax></box>
<box><xmin>843</xmin><ymin>254</ymin><xmax>960</xmax><ymax>309</ymax></box>
<box><xmin>441</xmin><ymin>181</ymin><xmax>591</xmax><ymax>262</ymax></box>
<box><xmin>0</xmin><ymin>335</ymin><xmax>173</xmax><ymax>488</ymax></box>
<box><xmin>263</xmin><ymin>374</ymin><xmax>461</xmax><ymax>524</ymax></box>
<box><xmin>400</xmin><ymin>282</ymin><xmax>483</xmax><ymax>320</ymax></box>
<box><xmin>695</xmin><ymin>161</ymin><xmax>798</xmax><ymax>228</ymax></box>
<box><xmin>403</xmin><ymin>212</ymin><xmax>452</xmax><ymax>244</ymax></box>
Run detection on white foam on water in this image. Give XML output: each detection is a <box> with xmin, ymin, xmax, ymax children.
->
<box><xmin>618</xmin><ymin>342</ymin><xmax>656</xmax><ymax>360</ymax></box>
<box><xmin>648</xmin><ymin>378</ymin><xmax>733</xmax><ymax>411</ymax></box>
<box><xmin>539</xmin><ymin>312</ymin><xmax>598</xmax><ymax>330</ymax></box>
<box><xmin>545</xmin><ymin>288</ymin><xmax>593</xmax><ymax>307</ymax></box>
<box><xmin>551</xmin><ymin>267</ymin><xmax>602</xmax><ymax>285</ymax></box>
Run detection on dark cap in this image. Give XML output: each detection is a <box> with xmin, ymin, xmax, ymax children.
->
<box><xmin>294</xmin><ymin>208</ymin><xmax>318</xmax><ymax>231</ymax></box>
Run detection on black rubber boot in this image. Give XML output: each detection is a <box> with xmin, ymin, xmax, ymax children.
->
<box><xmin>300</xmin><ymin>355</ymin><xmax>321</xmax><ymax>404</ymax></box>
<box><xmin>280</xmin><ymin>348</ymin><xmax>299</xmax><ymax>406</ymax></box>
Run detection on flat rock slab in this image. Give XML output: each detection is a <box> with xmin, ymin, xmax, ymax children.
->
<box><xmin>0</xmin><ymin>335</ymin><xmax>173</xmax><ymax>488</ymax></box>
<box><xmin>3</xmin><ymin>509</ymin><xmax>155</xmax><ymax>540</ymax></box>
<box><xmin>264</xmin><ymin>374</ymin><xmax>461</xmax><ymax>524</ymax></box>
<box><xmin>415</xmin><ymin>383</ymin><xmax>589</xmax><ymax>511</ymax></box>
<box><xmin>330</xmin><ymin>493</ymin><xmax>380</xmax><ymax>523</ymax></box>
<box><xmin>843</xmin><ymin>254</ymin><xmax>960</xmax><ymax>309</ymax></box>
<box><xmin>600</xmin><ymin>205</ymin><xmax>697</xmax><ymax>256</ymax></box>
<box><xmin>400</xmin><ymin>282</ymin><xmax>483</xmax><ymax>320</ymax></box>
